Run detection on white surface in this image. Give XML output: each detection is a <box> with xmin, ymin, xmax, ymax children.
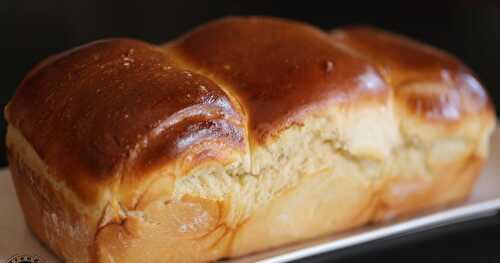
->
<box><xmin>0</xmin><ymin>169</ymin><xmax>59</xmax><ymax>262</ymax></box>
<box><xmin>1</xmin><ymin>129</ymin><xmax>500</xmax><ymax>263</ymax></box>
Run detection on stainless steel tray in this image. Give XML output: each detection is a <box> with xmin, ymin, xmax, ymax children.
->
<box><xmin>1</xmin><ymin>128</ymin><xmax>499</xmax><ymax>263</ymax></box>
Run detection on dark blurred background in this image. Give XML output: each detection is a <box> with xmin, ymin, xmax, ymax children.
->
<box><xmin>1</xmin><ymin>0</ymin><xmax>500</xmax><ymax>262</ymax></box>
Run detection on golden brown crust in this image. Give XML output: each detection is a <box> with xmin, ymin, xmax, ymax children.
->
<box><xmin>375</xmin><ymin>156</ymin><xmax>484</xmax><ymax>221</ymax></box>
<box><xmin>8</xmin><ymin>131</ymin><xmax>486</xmax><ymax>262</ymax></box>
<box><xmin>8</xmin><ymin>142</ymin><xmax>96</xmax><ymax>262</ymax></box>
<box><xmin>6</xmin><ymin>38</ymin><xmax>246</xmax><ymax>203</ymax></box>
<box><xmin>330</xmin><ymin>26</ymin><xmax>493</xmax><ymax>122</ymax></box>
<box><xmin>4</xmin><ymin>16</ymin><xmax>497</xmax><ymax>263</ymax></box>
<box><xmin>169</xmin><ymin>17</ymin><xmax>389</xmax><ymax>143</ymax></box>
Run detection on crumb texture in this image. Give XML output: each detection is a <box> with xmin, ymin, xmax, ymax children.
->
<box><xmin>4</xmin><ymin>16</ymin><xmax>495</xmax><ymax>263</ymax></box>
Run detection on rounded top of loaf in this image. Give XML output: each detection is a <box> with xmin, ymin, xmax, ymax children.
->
<box><xmin>5</xmin><ymin>38</ymin><xmax>246</xmax><ymax>201</ymax></box>
<box><xmin>330</xmin><ymin>26</ymin><xmax>493</xmax><ymax>122</ymax></box>
<box><xmin>5</xmin><ymin>16</ymin><xmax>494</xmax><ymax>203</ymax></box>
<box><xmin>169</xmin><ymin>17</ymin><xmax>389</xmax><ymax>142</ymax></box>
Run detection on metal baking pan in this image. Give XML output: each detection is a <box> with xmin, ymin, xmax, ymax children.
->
<box><xmin>1</xmin><ymin>128</ymin><xmax>499</xmax><ymax>263</ymax></box>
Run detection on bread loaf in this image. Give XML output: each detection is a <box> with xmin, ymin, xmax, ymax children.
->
<box><xmin>5</xmin><ymin>17</ymin><xmax>495</xmax><ymax>262</ymax></box>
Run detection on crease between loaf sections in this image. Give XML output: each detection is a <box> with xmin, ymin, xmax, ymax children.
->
<box><xmin>4</xmin><ymin>16</ymin><xmax>496</xmax><ymax>262</ymax></box>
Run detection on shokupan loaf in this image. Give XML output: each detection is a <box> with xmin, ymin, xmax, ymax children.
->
<box><xmin>4</xmin><ymin>16</ymin><xmax>496</xmax><ymax>262</ymax></box>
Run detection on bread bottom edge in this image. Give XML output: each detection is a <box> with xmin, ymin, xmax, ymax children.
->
<box><xmin>8</xmin><ymin>145</ymin><xmax>483</xmax><ymax>262</ymax></box>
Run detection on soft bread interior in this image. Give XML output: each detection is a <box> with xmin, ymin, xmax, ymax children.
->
<box><xmin>172</xmin><ymin>98</ymin><xmax>493</xmax><ymax>226</ymax></box>
<box><xmin>7</xmin><ymin>75</ymin><xmax>494</xmax><ymax>262</ymax></box>
<box><xmin>173</xmin><ymin>102</ymin><xmax>398</xmax><ymax>226</ymax></box>
<box><xmin>6</xmin><ymin>25</ymin><xmax>496</xmax><ymax>261</ymax></box>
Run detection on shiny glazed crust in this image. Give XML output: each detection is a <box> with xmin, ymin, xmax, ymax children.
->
<box><xmin>5</xmin><ymin>17</ymin><xmax>496</xmax><ymax>262</ymax></box>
